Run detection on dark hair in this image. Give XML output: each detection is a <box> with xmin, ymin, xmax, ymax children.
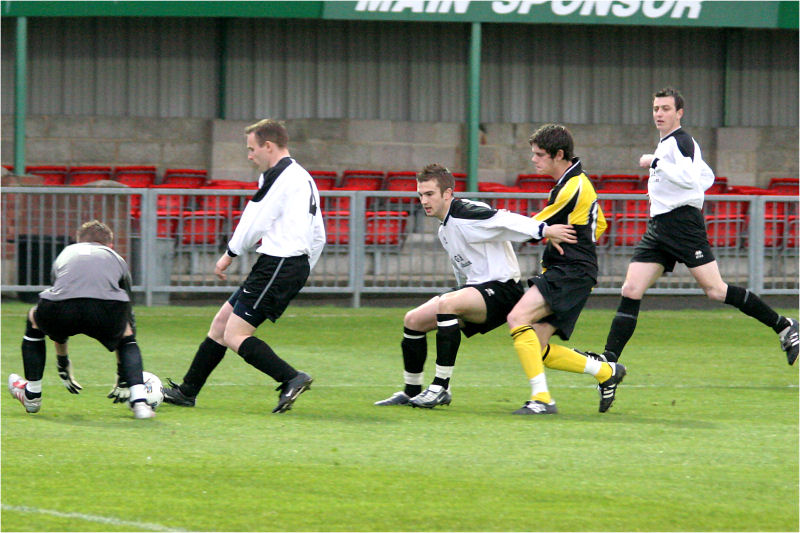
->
<box><xmin>417</xmin><ymin>163</ymin><xmax>455</xmax><ymax>193</ymax></box>
<box><xmin>528</xmin><ymin>123</ymin><xmax>574</xmax><ymax>161</ymax></box>
<box><xmin>245</xmin><ymin>119</ymin><xmax>289</xmax><ymax>148</ymax></box>
<box><xmin>653</xmin><ymin>87</ymin><xmax>684</xmax><ymax>111</ymax></box>
<box><xmin>77</xmin><ymin>220</ymin><xmax>113</xmax><ymax>245</ymax></box>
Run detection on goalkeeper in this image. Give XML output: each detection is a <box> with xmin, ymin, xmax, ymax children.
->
<box><xmin>7</xmin><ymin>220</ymin><xmax>155</xmax><ymax>419</ymax></box>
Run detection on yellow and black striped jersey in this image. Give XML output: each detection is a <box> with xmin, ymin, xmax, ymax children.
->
<box><xmin>532</xmin><ymin>158</ymin><xmax>607</xmax><ymax>272</ymax></box>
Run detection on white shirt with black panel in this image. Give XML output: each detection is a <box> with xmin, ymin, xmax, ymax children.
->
<box><xmin>439</xmin><ymin>198</ymin><xmax>547</xmax><ymax>286</ymax></box>
<box><xmin>227</xmin><ymin>157</ymin><xmax>326</xmax><ymax>269</ymax></box>
<box><xmin>647</xmin><ymin>127</ymin><xmax>715</xmax><ymax>217</ymax></box>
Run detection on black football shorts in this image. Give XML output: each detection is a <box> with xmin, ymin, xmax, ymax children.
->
<box><xmin>229</xmin><ymin>254</ymin><xmax>310</xmax><ymax>327</ymax></box>
<box><xmin>527</xmin><ymin>264</ymin><xmax>596</xmax><ymax>341</ymax></box>
<box><xmin>34</xmin><ymin>298</ymin><xmax>131</xmax><ymax>351</ymax></box>
<box><xmin>631</xmin><ymin>205</ymin><xmax>716</xmax><ymax>272</ymax></box>
<box><xmin>456</xmin><ymin>279</ymin><xmax>525</xmax><ymax>338</ymax></box>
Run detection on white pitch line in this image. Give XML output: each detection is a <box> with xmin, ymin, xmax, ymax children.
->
<box><xmin>2</xmin><ymin>504</ymin><xmax>186</xmax><ymax>532</ymax></box>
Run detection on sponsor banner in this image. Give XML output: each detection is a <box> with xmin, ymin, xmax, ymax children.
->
<box><xmin>3</xmin><ymin>0</ymin><xmax>796</xmax><ymax>29</ymax></box>
<box><xmin>323</xmin><ymin>1</ymin><xmax>798</xmax><ymax>29</ymax></box>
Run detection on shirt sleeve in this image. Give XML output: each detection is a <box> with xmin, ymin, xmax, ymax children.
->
<box><xmin>652</xmin><ymin>138</ymin><xmax>714</xmax><ymax>191</ymax></box>
<box><xmin>226</xmin><ymin>184</ymin><xmax>281</xmax><ymax>256</ymax></box>
<box><xmin>458</xmin><ymin>209</ymin><xmax>547</xmax><ymax>244</ymax></box>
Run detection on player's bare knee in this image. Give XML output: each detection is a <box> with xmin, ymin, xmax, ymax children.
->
<box><xmin>404</xmin><ymin>308</ymin><xmax>424</xmax><ymax>331</ymax></box>
<box><xmin>620</xmin><ymin>281</ymin><xmax>645</xmax><ymax>300</ymax></box>
<box><xmin>703</xmin><ymin>283</ymin><xmax>727</xmax><ymax>302</ymax></box>
<box><xmin>506</xmin><ymin>308</ymin><xmax>527</xmax><ymax>330</ymax></box>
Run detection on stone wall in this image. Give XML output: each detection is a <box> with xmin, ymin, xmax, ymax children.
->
<box><xmin>2</xmin><ymin>115</ymin><xmax>797</xmax><ymax>187</ymax></box>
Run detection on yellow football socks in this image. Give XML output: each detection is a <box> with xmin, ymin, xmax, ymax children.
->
<box><xmin>545</xmin><ymin>344</ymin><xmax>612</xmax><ymax>382</ymax></box>
<box><xmin>511</xmin><ymin>325</ymin><xmax>551</xmax><ymax>404</ymax></box>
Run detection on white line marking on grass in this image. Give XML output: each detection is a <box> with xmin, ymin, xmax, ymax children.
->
<box><xmin>2</xmin><ymin>504</ymin><xmax>186</xmax><ymax>532</ymax></box>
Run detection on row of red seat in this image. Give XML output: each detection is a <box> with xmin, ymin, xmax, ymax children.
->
<box><xmin>132</xmin><ymin>206</ymin><xmax>410</xmax><ymax>248</ymax></box>
<box><xmin>8</xmin><ymin>164</ymin><xmax>797</xmax><ymax>196</ymax></box>
<box><xmin>4</xmin><ymin>164</ymin><xmax>210</xmax><ymax>187</ymax></box>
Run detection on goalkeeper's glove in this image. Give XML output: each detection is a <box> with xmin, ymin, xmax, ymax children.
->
<box><xmin>107</xmin><ymin>376</ymin><xmax>131</xmax><ymax>404</ymax></box>
<box><xmin>56</xmin><ymin>355</ymin><xmax>82</xmax><ymax>394</ymax></box>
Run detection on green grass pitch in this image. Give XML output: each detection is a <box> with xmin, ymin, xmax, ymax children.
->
<box><xmin>2</xmin><ymin>301</ymin><xmax>797</xmax><ymax>531</ymax></box>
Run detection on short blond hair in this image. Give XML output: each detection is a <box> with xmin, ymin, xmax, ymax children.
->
<box><xmin>77</xmin><ymin>220</ymin><xmax>113</xmax><ymax>245</ymax></box>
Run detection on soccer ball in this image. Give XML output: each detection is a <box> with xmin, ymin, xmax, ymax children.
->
<box><xmin>142</xmin><ymin>371</ymin><xmax>164</xmax><ymax>409</ymax></box>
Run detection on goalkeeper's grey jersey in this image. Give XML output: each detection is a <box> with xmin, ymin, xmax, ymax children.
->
<box><xmin>439</xmin><ymin>198</ymin><xmax>547</xmax><ymax>286</ymax></box>
<box><xmin>39</xmin><ymin>242</ymin><xmax>131</xmax><ymax>302</ymax></box>
<box><xmin>647</xmin><ymin>127</ymin><xmax>715</xmax><ymax>216</ymax></box>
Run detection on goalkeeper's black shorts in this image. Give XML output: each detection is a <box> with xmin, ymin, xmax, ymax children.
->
<box><xmin>34</xmin><ymin>297</ymin><xmax>131</xmax><ymax>351</ymax></box>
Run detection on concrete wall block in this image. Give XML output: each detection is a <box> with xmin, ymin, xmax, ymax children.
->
<box><xmin>759</xmin><ymin>127</ymin><xmax>798</xmax><ymax>147</ymax></box>
<box><xmin>482</xmin><ymin>123</ymin><xmax>514</xmax><ymax>146</ymax></box>
<box><xmin>71</xmin><ymin>140</ymin><xmax>117</xmax><ymax>163</ymax></box>
<box><xmin>369</xmin><ymin>143</ymin><xmax>414</xmax><ymax>171</ymax></box>
<box><xmin>51</xmin><ymin>117</ymin><xmax>94</xmax><ymax>139</ymax></box>
<box><xmin>24</xmin><ymin>115</ymin><xmax>50</xmax><ymax>139</ymax></box>
<box><xmin>392</xmin><ymin>121</ymin><xmax>438</xmax><ymax>145</ymax></box>
<box><xmin>212</xmin><ymin>119</ymin><xmax>250</xmax><ymax>143</ymax></box>
<box><xmin>117</xmin><ymin>142</ymin><xmax>164</xmax><ymax>165</ymax></box>
<box><xmin>291</xmin><ymin>140</ymin><xmax>331</xmax><ymax>170</ymax></box>
<box><xmin>410</xmin><ymin>145</ymin><xmax>458</xmax><ymax>171</ymax></box>
<box><xmin>290</xmin><ymin>119</ymin><xmax>347</xmax><ymax>142</ymax></box>
<box><xmin>2</xmin><ymin>140</ymin><xmax>14</xmax><ymax>162</ymax></box>
<box><xmin>477</xmin><ymin>168</ymin><xmax>509</xmax><ymax>184</ymax></box>
<box><xmin>161</xmin><ymin>142</ymin><xmax>208</xmax><ymax>169</ymax></box>
<box><xmin>27</xmin><ymin>140</ymin><xmax>71</xmax><ymax>163</ymax></box>
<box><xmin>347</xmin><ymin>120</ymin><xmax>394</xmax><ymax>143</ymax></box>
<box><xmin>1</xmin><ymin>114</ymin><xmax>14</xmax><ymax>140</ymax></box>
<box><xmin>332</xmin><ymin>142</ymin><xmax>372</xmax><ymax>169</ymax></box>
<box><xmin>716</xmin><ymin>127</ymin><xmax>759</xmax><ymax>151</ymax></box>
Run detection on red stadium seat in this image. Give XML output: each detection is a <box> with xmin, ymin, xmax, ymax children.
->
<box><xmin>152</xmin><ymin>183</ymin><xmax>193</xmax><ymax>211</ymax></box>
<box><xmin>515</xmin><ymin>174</ymin><xmax>554</xmax><ymax>192</ymax></box>
<box><xmin>705</xmin><ymin>215</ymin><xmax>748</xmax><ymax>248</ymax></box>
<box><xmin>340</xmin><ymin>170</ymin><xmax>384</xmax><ymax>190</ymax></box>
<box><xmin>310</xmin><ymin>170</ymin><xmax>338</xmax><ymax>190</ymax></box>
<box><xmin>163</xmin><ymin>168</ymin><xmax>208</xmax><ymax>188</ymax></box>
<box><xmin>452</xmin><ymin>172</ymin><xmax>467</xmax><ymax>192</ymax></box>
<box><xmin>179</xmin><ymin>210</ymin><xmax>226</xmax><ymax>245</ymax></box>
<box><xmin>706</xmin><ymin>176</ymin><xmax>729</xmax><ymax>194</ymax></box>
<box><xmin>26</xmin><ymin>165</ymin><xmax>68</xmax><ymax>185</ymax></box>
<box><xmin>598</xmin><ymin>174</ymin><xmax>644</xmax><ymax>191</ymax></box>
<box><xmin>114</xmin><ymin>165</ymin><xmax>157</xmax><ymax>187</ymax></box>
<box><xmin>613</xmin><ymin>213</ymin><xmax>649</xmax><ymax>246</ymax></box>
<box><xmin>67</xmin><ymin>165</ymin><xmax>112</xmax><ymax>185</ymax></box>
<box><xmin>365</xmin><ymin>211</ymin><xmax>409</xmax><ymax>246</ymax></box>
<box><xmin>767</xmin><ymin>177</ymin><xmax>798</xmax><ymax>195</ymax></box>
<box><xmin>385</xmin><ymin>172</ymin><xmax>419</xmax><ymax>205</ymax></box>
<box><xmin>323</xmin><ymin>211</ymin><xmax>350</xmax><ymax>245</ymax></box>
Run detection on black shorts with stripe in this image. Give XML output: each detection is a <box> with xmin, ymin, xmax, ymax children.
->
<box><xmin>228</xmin><ymin>254</ymin><xmax>310</xmax><ymax>327</ymax></box>
<box><xmin>631</xmin><ymin>205</ymin><xmax>715</xmax><ymax>272</ymax></box>
<box><xmin>527</xmin><ymin>264</ymin><xmax>596</xmax><ymax>341</ymax></box>
<box><xmin>34</xmin><ymin>298</ymin><xmax>131</xmax><ymax>351</ymax></box>
<box><xmin>455</xmin><ymin>279</ymin><xmax>525</xmax><ymax>338</ymax></box>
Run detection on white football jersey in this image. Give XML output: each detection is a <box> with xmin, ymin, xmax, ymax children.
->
<box><xmin>647</xmin><ymin>127</ymin><xmax>715</xmax><ymax>216</ymax></box>
<box><xmin>438</xmin><ymin>198</ymin><xmax>547</xmax><ymax>286</ymax></box>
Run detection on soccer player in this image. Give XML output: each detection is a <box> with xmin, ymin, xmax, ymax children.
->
<box><xmin>375</xmin><ymin>163</ymin><xmax>579</xmax><ymax>408</ymax></box>
<box><xmin>163</xmin><ymin>119</ymin><xmax>326</xmax><ymax>413</ymax></box>
<box><xmin>7</xmin><ymin>220</ymin><xmax>156</xmax><ymax>419</ymax></box>
<box><xmin>507</xmin><ymin>123</ymin><xmax>625</xmax><ymax>415</ymax></box>
<box><xmin>589</xmin><ymin>87</ymin><xmax>798</xmax><ymax>412</ymax></box>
